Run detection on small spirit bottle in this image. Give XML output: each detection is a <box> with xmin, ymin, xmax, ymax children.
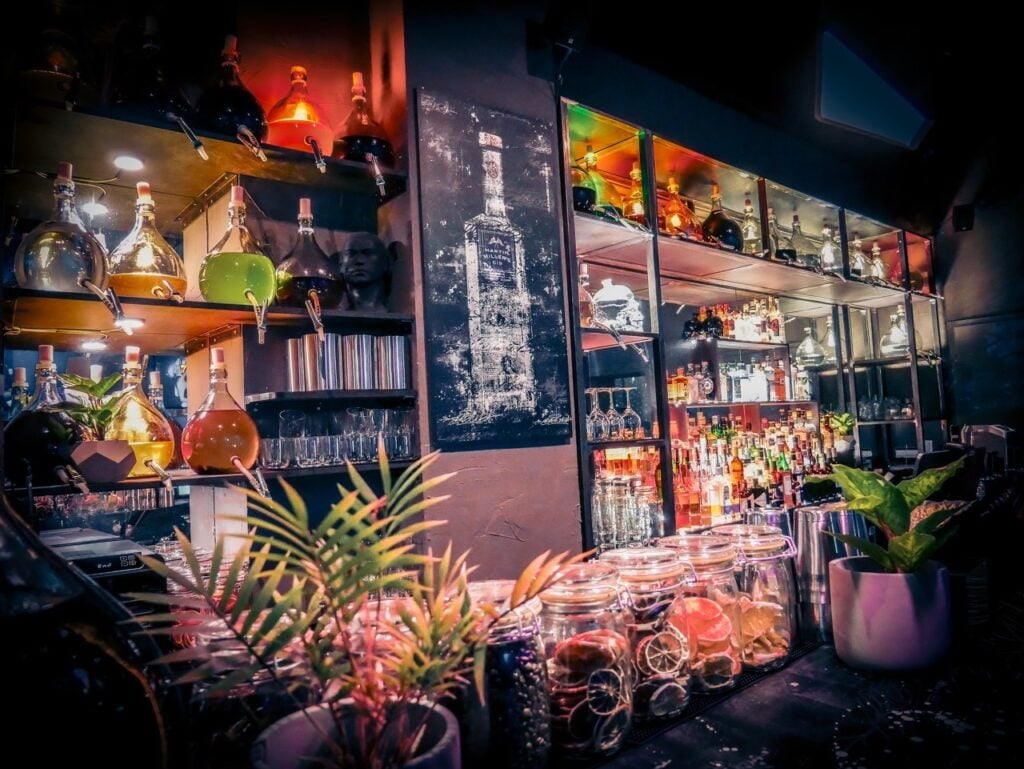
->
<box><xmin>199</xmin><ymin>185</ymin><xmax>276</xmax><ymax>306</ymax></box>
<box><xmin>869</xmin><ymin>242</ymin><xmax>887</xmax><ymax>281</ymax></box>
<box><xmin>772</xmin><ymin>209</ymin><xmax>796</xmax><ymax>262</ymax></box>
<box><xmin>741</xmin><ymin>198</ymin><xmax>762</xmax><ymax>255</ymax></box>
<box><xmin>2</xmin><ymin>345</ymin><xmax>87</xmax><ymax>486</ymax></box>
<box><xmin>107</xmin><ymin>346</ymin><xmax>175</xmax><ymax>478</ymax></box>
<box><xmin>790</xmin><ymin>215</ymin><xmax>818</xmax><ymax>268</ymax></box>
<box><xmin>14</xmin><ymin>162</ymin><xmax>107</xmax><ymax>293</ymax></box>
<box><xmin>463</xmin><ymin>132</ymin><xmax>536</xmax><ymax>415</ymax></box>
<box><xmin>622</xmin><ymin>162</ymin><xmax>647</xmax><ymax>225</ymax></box>
<box><xmin>266</xmin><ymin>65</ymin><xmax>334</xmax><ymax>153</ymax></box>
<box><xmin>849</xmin><ymin>232</ymin><xmax>869</xmax><ymax>278</ymax></box>
<box><xmin>333</xmin><ymin>72</ymin><xmax>395</xmax><ymax>167</ymax></box>
<box><xmin>701</xmin><ymin>183</ymin><xmax>743</xmax><ymax>251</ymax></box>
<box><xmin>181</xmin><ymin>347</ymin><xmax>260</xmax><ymax>473</ymax></box>
<box><xmin>275</xmin><ymin>198</ymin><xmax>343</xmax><ymax>308</ymax></box>
<box><xmin>819</xmin><ymin>225</ymin><xmax>840</xmax><ymax>273</ymax></box>
<box><xmin>108</xmin><ymin>182</ymin><xmax>187</xmax><ymax>299</ymax></box>
<box><xmin>663</xmin><ymin>177</ymin><xmax>701</xmax><ymax>239</ymax></box>
<box><xmin>196</xmin><ymin>35</ymin><xmax>267</xmax><ymax>145</ymax></box>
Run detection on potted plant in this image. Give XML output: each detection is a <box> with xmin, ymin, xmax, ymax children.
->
<box><xmin>826</xmin><ymin>456</ymin><xmax>969</xmax><ymax>671</ymax></box>
<box><xmin>823</xmin><ymin>411</ymin><xmax>855</xmax><ymax>455</ymax></box>
<box><xmin>60</xmin><ymin>372</ymin><xmax>135</xmax><ymax>483</ymax></box>
<box><xmin>132</xmin><ymin>444</ymin><xmax>579</xmax><ymax>769</ymax></box>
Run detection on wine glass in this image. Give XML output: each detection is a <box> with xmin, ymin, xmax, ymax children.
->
<box><xmin>602</xmin><ymin>387</ymin><xmax>625</xmax><ymax>440</ymax></box>
<box><xmin>586</xmin><ymin>388</ymin><xmax>610</xmax><ymax>442</ymax></box>
<box><xmin>620</xmin><ymin>387</ymin><xmax>644</xmax><ymax>439</ymax></box>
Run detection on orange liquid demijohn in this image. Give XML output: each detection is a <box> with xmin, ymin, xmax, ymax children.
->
<box><xmin>181</xmin><ymin>409</ymin><xmax>259</xmax><ymax>474</ymax></box>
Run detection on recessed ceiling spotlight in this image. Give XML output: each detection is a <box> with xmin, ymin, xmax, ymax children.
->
<box><xmin>81</xmin><ymin>340</ymin><xmax>108</xmax><ymax>351</ymax></box>
<box><xmin>115</xmin><ymin>317</ymin><xmax>145</xmax><ymax>334</ymax></box>
<box><xmin>114</xmin><ymin>155</ymin><xmax>144</xmax><ymax>172</ymax></box>
<box><xmin>81</xmin><ymin>201</ymin><xmax>109</xmax><ymax>217</ymax></box>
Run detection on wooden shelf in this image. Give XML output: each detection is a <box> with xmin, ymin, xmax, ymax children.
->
<box><xmin>2</xmin><ymin>288</ymin><xmax>414</xmax><ymax>354</ymax></box>
<box><xmin>8</xmin><ymin>104</ymin><xmax>407</xmax><ymax>237</ymax></box>
<box><xmin>246</xmin><ymin>389</ymin><xmax>416</xmax><ymax>407</ymax></box>
<box><xmin>5</xmin><ymin>459</ymin><xmax>418</xmax><ymax>497</ymax></box>
<box><xmin>581</xmin><ymin>327</ymin><xmax>657</xmax><ymax>352</ymax></box>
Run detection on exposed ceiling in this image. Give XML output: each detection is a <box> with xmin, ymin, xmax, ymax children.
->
<box><xmin>584</xmin><ymin>0</ymin><xmax>1018</xmax><ymax>232</ymax></box>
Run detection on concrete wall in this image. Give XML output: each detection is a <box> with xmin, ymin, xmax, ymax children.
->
<box><xmin>402</xmin><ymin>3</ymin><xmax>583</xmax><ymax>577</ymax></box>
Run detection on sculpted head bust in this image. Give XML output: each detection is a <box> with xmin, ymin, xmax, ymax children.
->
<box><xmin>338</xmin><ymin>232</ymin><xmax>392</xmax><ymax>311</ymax></box>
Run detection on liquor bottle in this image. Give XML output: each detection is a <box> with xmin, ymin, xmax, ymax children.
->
<box><xmin>879</xmin><ymin>311</ymin><xmax>910</xmax><ymax>357</ymax></box>
<box><xmin>818</xmin><ymin>224</ymin><xmax>840</xmax><ymax>273</ymax></box>
<box><xmin>275</xmin><ymin>198</ymin><xmax>343</xmax><ymax>308</ymax></box>
<box><xmin>106</xmin><ymin>346</ymin><xmax>175</xmax><ymax>478</ymax></box>
<box><xmin>790</xmin><ymin>215</ymin><xmax>818</xmax><ymax>268</ymax></box>
<box><xmin>869</xmin><ymin>242</ymin><xmax>887</xmax><ymax>281</ymax></box>
<box><xmin>148</xmin><ymin>371</ymin><xmax>184</xmax><ymax>469</ymax></box>
<box><xmin>198</xmin><ymin>185</ymin><xmax>276</xmax><ymax>305</ymax></box>
<box><xmin>16</xmin><ymin>1</ymin><xmax>97</xmax><ymax>109</ymax></box>
<box><xmin>663</xmin><ymin>177</ymin><xmax>701</xmax><ymax>238</ymax></box>
<box><xmin>772</xmin><ymin>360</ymin><xmax>787</xmax><ymax>401</ymax></box>
<box><xmin>333</xmin><ymin>71</ymin><xmax>395</xmax><ymax>167</ymax></box>
<box><xmin>111</xmin><ymin>16</ymin><xmax>193</xmax><ymax>126</ymax></box>
<box><xmin>700</xmin><ymin>361</ymin><xmax>716</xmax><ymax>401</ymax></box>
<box><xmin>463</xmin><ymin>133</ymin><xmax>536</xmax><ymax>414</ymax></box>
<box><xmin>14</xmin><ymin>162</ymin><xmax>107</xmax><ymax>294</ymax></box>
<box><xmin>773</xmin><ymin>209</ymin><xmax>796</xmax><ymax>262</ymax></box>
<box><xmin>571</xmin><ymin>160</ymin><xmax>598</xmax><ymax>213</ymax></box>
<box><xmin>196</xmin><ymin>35</ymin><xmax>268</xmax><ymax>148</ymax></box>
<box><xmin>849</xmin><ymin>232</ymin><xmax>869</xmax><ymax>278</ymax></box>
<box><xmin>795</xmin><ymin>327</ymin><xmax>827</xmax><ymax>366</ymax></box>
<box><xmin>266</xmin><ymin>65</ymin><xmax>334</xmax><ymax>153</ymax></box>
<box><xmin>181</xmin><ymin>347</ymin><xmax>260</xmax><ymax>473</ymax></box>
<box><xmin>578</xmin><ymin>262</ymin><xmax>596</xmax><ymax>327</ymax></box>
<box><xmin>741</xmin><ymin>198</ymin><xmax>762</xmax><ymax>255</ymax></box>
<box><xmin>823</xmin><ymin>317</ymin><xmax>838</xmax><ymax>363</ymax></box>
<box><xmin>622</xmin><ymin>162</ymin><xmax>647</xmax><ymax>226</ymax></box>
<box><xmin>7</xmin><ymin>367</ymin><xmax>30</xmax><ymax>419</ymax></box>
<box><xmin>701</xmin><ymin>183</ymin><xmax>743</xmax><ymax>251</ymax></box>
<box><xmin>3</xmin><ymin>345</ymin><xmax>87</xmax><ymax>486</ymax></box>
<box><xmin>108</xmin><ymin>182</ymin><xmax>187</xmax><ymax>299</ymax></box>
<box><xmin>1</xmin><ymin>494</ymin><xmax>187</xmax><ymax>767</ymax></box>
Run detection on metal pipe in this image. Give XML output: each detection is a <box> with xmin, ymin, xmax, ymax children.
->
<box><xmin>144</xmin><ymin>459</ymin><xmax>174</xmax><ymax>494</ymax></box>
<box><xmin>231</xmin><ymin>457</ymin><xmax>269</xmax><ymax>498</ymax></box>
<box><xmin>305</xmin><ymin>290</ymin><xmax>325</xmax><ymax>342</ymax></box>
<box><xmin>244</xmin><ymin>288</ymin><xmax>268</xmax><ymax>344</ymax></box>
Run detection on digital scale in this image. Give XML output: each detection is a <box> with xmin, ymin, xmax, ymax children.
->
<box><xmin>40</xmin><ymin>527</ymin><xmax>167</xmax><ymax>598</ymax></box>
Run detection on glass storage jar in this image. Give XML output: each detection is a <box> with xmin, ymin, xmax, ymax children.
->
<box><xmin>538</xmin><ymin>563</ymin><xmax>634</xmax><ymax>758</ymax></box>
<box><xmin>599</xmin><ymin>548</ymin><xmax>693</xmax><ymax>721</ymax></box>
<box><xmin>710</xmin><ymin>524</ymin><xmax>798</xmax><ymax>671</ymax></box>
<box><xmin>657</xmin><ymin>534</ymin><xmax>742</xmax><ymax>690</ymax></box>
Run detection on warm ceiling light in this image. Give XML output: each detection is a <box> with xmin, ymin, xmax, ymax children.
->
<box><xmin>81</xmin><ymin>340</ymin><xmax>108</xmax><ymax>351</ymax></box>
<box><xmin>114</xmin><ymin>155</ymin><xmax>144</xmax><ymax>172</ymax></box>
<box><xmin>116</xmin><ymin>317</ymin><xmax>145</xmax><ymax>333</ymax></box>
<box><xmin>81</xmin><ymin>201</ymin><xmax>109</xmax><ymax>216</ymax></box>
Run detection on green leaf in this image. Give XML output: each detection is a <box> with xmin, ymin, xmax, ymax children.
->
<box><xmin>829</xmin><ymin>465</ymin><xmax>910</xmax><ymax>535</ymax></box>
<box><xmin>897</xmin><ymin>456</ymin><xmax>967</xmax><ymax>510</ymax></box>
<box><xmin>912</xmin><ymin>501</ymin><xmax>966</xmax><ymax>535</ymax></box>
<box><xmin>888</xmin><ymin>530</ymin><xmax>939</xmax><ymax>573</ymax></box>
<box><xmin>829</xmin><ymin>532</ymin><xmax>895</xmax><ymax>571</ymax></box>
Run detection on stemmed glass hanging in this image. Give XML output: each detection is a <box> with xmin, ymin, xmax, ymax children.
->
<box><xmin>603</xmin><ymin>387</ymin><xmax>625</xmax><ymax>440</ymax></box>
<box><xmin>619</xmin><ymin>387</ymin><xmax>644</xmax><ymax>439</ymax></box>
<box><xmin>585</xmin><ymin>388</ymin><xmax>610</xmax><ymax>442</ymax></box>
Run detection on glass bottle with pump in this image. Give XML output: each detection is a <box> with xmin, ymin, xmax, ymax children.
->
<box><xmin>108</xmin><ymin>182</ymin><xmax>187</xmax><ymax>300</ymax></box>
<box><xmin>196</xmin><ymin>35</ymin><xmax>267</xmax><ymax>153</ymax></box>
<box><xmin>199</xmin><ymin>185</ymin><xmax>276</xmax><ymax>306</ymax></box>
<box><xmin>701</xmin><ymin>183</ymin><xmax>743</xmax><ymax>251</ymax></box>
<box><xmin>266</xmin><ymin>65</ymin><xmax>334</xmax><ymax>154</ymax></box>
<box><xmin>107</xmin><ymin>346</ymin><xmax>175</xmax><ymax>478</ymax></box>
<box><xmin>181</xmin><ymin>347</ymin><xmax>260</xmax><ymax>474</ymax></box>
<box><xmin>275</xmin><ymin>197</ymin><xmax>343</xmax><ymax>308</ymax></box>
<box><xmin>14</xmin><ymin>162</ymin><xmax>107</xmax><ymax>294</ymax></box>
<box><xmin>333</xmin><ymin>71</ymin><xmax>395</xmax><ymax>167</ymax></box>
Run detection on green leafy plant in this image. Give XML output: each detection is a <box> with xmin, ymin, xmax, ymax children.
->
<box><xmin>130</xmin><ymin>441</ymin><xmax>581</xmax><ymax>769</ymax></box>
<box><xmin>825</xmin><ymin>411</ymin><xmax>855</xmax><ymax>435</ymax></box>
<box><xmin>59</xmin><ymin>372</ymin><xmax>122</xmax><ymax>439</ymax></box>
<box><xmin>827</xmin><ymin>456</ymin><xmax>968</xmax><ymax>573</ymax></box>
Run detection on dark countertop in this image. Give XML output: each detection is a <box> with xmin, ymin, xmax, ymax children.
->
<box><xmin>600</xmin><ymin>631</ymin><xmax>1022</xmax><ymax>769</ymax></box>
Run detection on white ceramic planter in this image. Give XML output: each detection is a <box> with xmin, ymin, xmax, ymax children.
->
<box><xmin>251</xmin><ymin>701</ymin><xmax>461</xmax><ymax>769</ymax></box>
<box><xmin>829</xmin><ymin>556</ymin><xmax>951</xmax><ymax>671</ymax></box>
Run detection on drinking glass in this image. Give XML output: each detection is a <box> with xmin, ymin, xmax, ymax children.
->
<box><xmin>279</xmin><ymin>409</ymin><xmax>306</xmax><ymax>439</ymax></box>
<box><xmin>259</xmin><ymin>438</ymin><xmax>282</xmax><ymax>469</ymax></box>
<box><xmin>603</xmin><ymin>387</ymin><xmax>625</xmax><ymax>439</ymax></box>
<box><xmin>620</xmin><ymin>387</ymin><xmax>644</xmax><ymax>439</ymax></box>
<box><xmin>585</xmin><ymin>388</ymin><xmax>610</xmax><ymax>442</ymax></box>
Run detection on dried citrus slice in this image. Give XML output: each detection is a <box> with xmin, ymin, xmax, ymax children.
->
<box><xmin>647</xmin><ymin>681</ymin><xmax>689</xmax><ymax>718</ymax></box>
<box><xmin>683</xmin><ymin>596</ymin><xmax>723</xmax><ymax>621</ymax></box>
<box><xmin>636</xmin><ymin>630</ymin><xmax>686</xmax><ymax>677</ymax></box>
<box><xmin>586</xmin><ymin>668</ymin><xmax>624</xmax><ymax>716</ymax></box>
<box><xmin>592</xmin><ymin>705</ymin><xmax>631</xmax><ymax>753</ymax></box>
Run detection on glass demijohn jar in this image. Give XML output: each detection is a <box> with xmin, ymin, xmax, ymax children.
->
<box><xmin>795</xmin><ymin>326</ymin><xmax>827</xmax><ymax>366</ymax></box>
<box><xmin>538</xmin><ymin>563</ymin><xmax>634</xmax><ymax>758</ymax></box>
<box><xmin>790</xmin><ymin>215</ymin><xmax>818</xmax><ymax>267</ymax></box>
<box><xmin>819</xmin><ymin>224</ymin><xmax>840</xmax><ymax>273</ymax></box>
<box><xmin>198</xmin><ymin>185</ymin><xmax>276</xmax><ymax>306</ymax></box>
<box><xmin>108</xmin><ymin>182</ymin><xmax>187</xmax><ymax>300</ymax></box>
<box><xmin>741</xmin><ymin>198</ymin><xmax>761</xmax><ymax>255</ymax></box>
<box><xmin>196</xmin><ymin>35</ymin><xmax>267</xmax><ymax>146</ymax></box>
<box><xmin>14</xmin><ymin>162</ymin><xmax>107</xmax><ymax>294</ymax></box>
<box><xmin>107</xmin><ymin>346</ymin><xmax>175</xmax><ymax>478</ymax></box>
<box><xmin>869</xmin><ymin>241</ymin><xmax>887</xmax><ymax>281</ymax></box>
<box><xmin>663</xmin><ymin>177</ymin><xmax>701</xmax><ymax>239</ymax></box>
<box><xmin>879</xmin><ymin>310</ymin><xmax>910</xmax><ymax>357</ymax></box>
<box><xmin>709</xmin><ymin>524</ymin><xmax>798</xmax><ymax>671</ymax></box>
<box><xmin>181</xmin><ymin>347</ymin><xmax>260</xmax><ymax>473</ymax></box>
<box><xmin>849</xmin><ymin>232</ymin><xmax>869</xmax><ymax>278</ymax></box>
<box><xmin>599</xmin><ymin>548</ymin><xmax>692</xmax><ymax>721</ymax></box>
<box><xmin>701</xmin><ymin>183</ymin><xmax>743</xmax><ymax>251</ymax></box>
<box><xmin>275</xmin><ymin>198</ymin><xmax>343</xmax><ymax>308</ymax></box>
<box><xmin>266</xmin><ymin>65</ymin><xmax>334</xmax><ymax>154</ymax></box>
<box><xmin>656</xmin><ymin>534</ymin><xmax>743</xmax><ymax>690</ymax></box>
<box><xmin>571</xmin><ymin>161</ymin><xmax>597</xmax><ymax>213</ymax></box>
<box><xmin>333</xmin><ymin>71</ymin><xmax>395</xmax><ymax>167</ymax></box>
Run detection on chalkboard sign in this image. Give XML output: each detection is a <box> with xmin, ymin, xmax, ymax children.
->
<box><xmin>415</xmin><ymin>89</ymin><xmax>572</xmax><ymax>451</ymax></box>
<box><xmin>949</xmin><ymin>313</ymin><xmax>1024</xmax><ymax>429</ymax></box>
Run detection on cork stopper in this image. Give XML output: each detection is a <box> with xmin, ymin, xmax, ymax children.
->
<box><xmin>230</xmin><ymin>185</ymin><xmax>245</xmax><ymax>204</ymax></box>
<box><xmin>745</xmin><ymin>198</ymin><xmax>752</xmax><ymax>207</ymax></box>
<box><xmin>668</xmin><ymin>176</ymin><xmax>678</xmax><ymax>189</ymax></box>
<box><xmin>125</xmin><ymin>345</ymin><xmax>141</xmax><ymax>364</ymax></box>
<box><xmin>222</xmin><ymin>34</ymin><xmax>238</xmax><ymax>57</ymax></box>
<box><xmin>711</xmin><ymin>182</ymin><xmax>721</xmax><ymax>196</ymax></box>
<box><xmin>351</xmin><ymin>71</ymin><xmax>366</xmax><ymax>97</ymax></box>
<box><xmin>792</xmin><ymin>214</ymin><xmax>801</xmax><ymax>223</ymax></box>
<box><xmin>768</xmin><ymin>206</ymin><xmax>775</xmax><ymax>215</ymax></box>
<box><xmin>290</xmin><ymin>65</ymin><xmax>307</xmax><ymax>82</ymax></box>
<box><xmin>136</xmin><ymin>182</ymin><xmax>152</xmax><ymax>202</ymax></box>
<box><xmin>56</xmin><ymin>162</ymin><xmax>73</xmax><ymax>182</ymax></box>
<box><xmin>90</xmin><ymin>364</ymin><xmax>103</xmax><ymax>383</ymax></box>
<box><xmin>298</xmin><ymin>197</ymin><xmax>311</xmax><ymax>219</ymax></box>
<box><xmin>13</xmin><ymin>367</ymin><xmax>26</xmax><ymax>386</ymax></box>
<box><xmin>38</xmin><ymin>345</ymin><xmax>54</xmax><ymax>363</ymax></box>
<box><xmin>211</xmin><ymin>347</ymin><xmax>226</xmax><ymax>368</ymax></box>
<box><xmin>149</xmin><ymin>371</ymin><xmax>161</xmax><ymax>388</ymax></box>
